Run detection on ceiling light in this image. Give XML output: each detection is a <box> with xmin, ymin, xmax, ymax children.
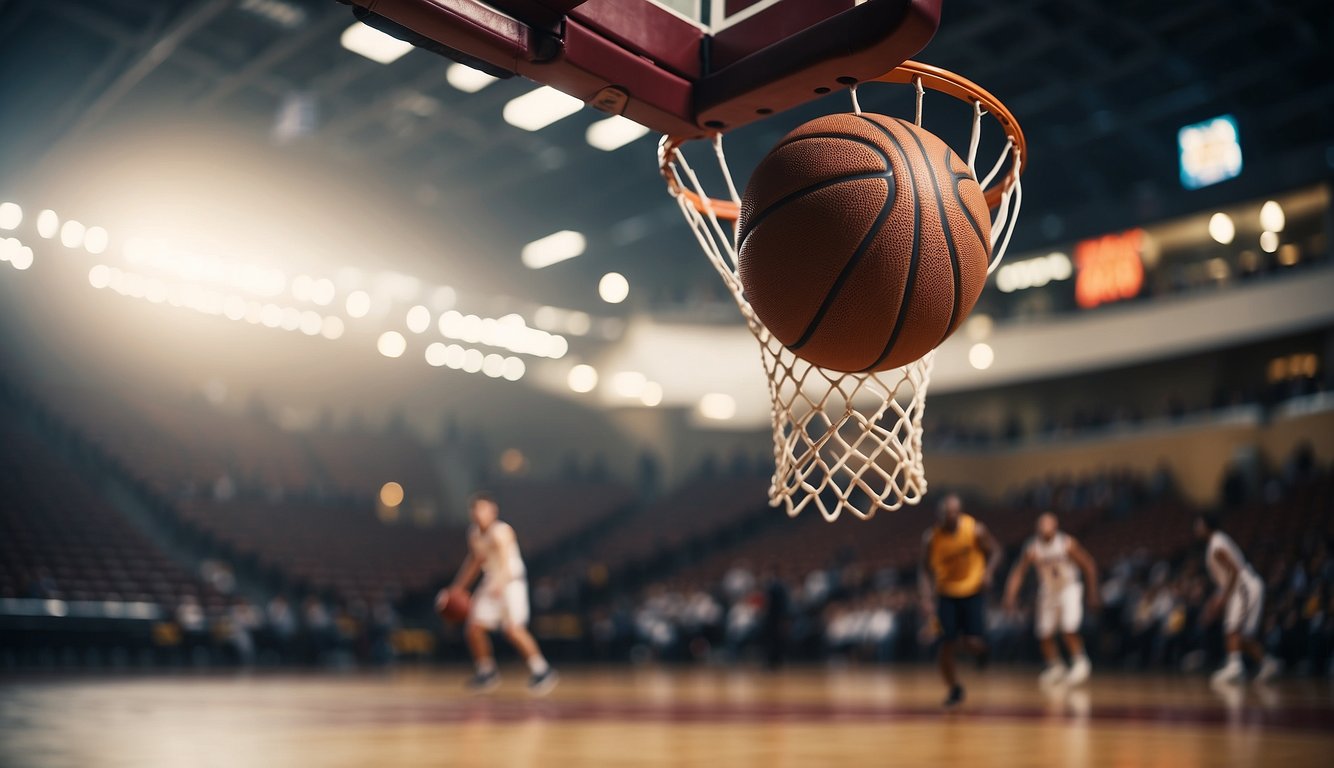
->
<box><xmin>406</xmin><ymin>304</ymin><xmax>431</xmax><ymax>333</ymax></box>
<box><xmin>60</xmin><ymin>220</ymin><xmax>86</xmax><ymax>249</ymax></box>
<box><xmin>599</xmin><ymin>272</ymin><xmax>629</xmax><ymax>304</ymax></box>
<box><xmin>0</xmin><ymin>202</ymin><xmax>20</xmax><ymax>230</ymax></box>
<box><xmin>586</xmin><ymin>115</ymin><xmax>650</xmax><ymax>151</ymax></box>
<box><xmin>699</xmin><ymin>393</ymin><xmax>736</xmax><ymax>421</ymax></box>
<box><xmin>446</xmin><ymin>63</ymin><xmax>498</xmax><ymax>93</ymax></box>
<box><xmin>346</xmin><ymin>290</ymin><xmax>371</xmax><ymax>318</ymax></box>
<box><xmin>502</xmin><ymin>357</ymin><xmax>525</xmax><ymax>381</ymax></box>
<box><xmin>377</xmin><ymin>331</ymin><xmax>407</xmax><ymax>358</ymax></box>
<box><xmin>1259</xmin><ymin>230</ymin><xmax>1279</xmax><ymax>254</ymax></box>
<box><xmin>641</xmin><ymin>381</ymin><xmax>663</xmax><ymax>407</ymax></box>
<box><xmin>1208</xmin><ymin>212</ymin><xmax>1235</xmax><ymax>245</ymax></box>
<box><xmin>1259</xmin><ymin>200</ymin><xmax>1284</xmax><ymax>233</ymax></box>
<box><xmin>321</xmin><ymin>315</ymin><xmax>345</xmax><ymax>340</ymax></box>
<box><xmin>84</xmin><ymin>226</ymin><xmax>109</xmax><ymax>255</ymax></box>
<box><xmin>340</xmin><ymin>22</ymin><xmax>414</xmax><ymax>65</ymax></box>
<box><xmin>425</xmin><ymin>342</ymin><xmax>448</xmax><ymax>367</ymax></box>
<box><xmin>36</xmin><ymin>209</ymin><xmax>58</xmax><ymax>239</ymax></box>
<box><xmin>522</xmin><ymin>230</ymin><xmax>585</xmax><ymax>269</ymax></box>
<box><xmin>969</xmin><ymin>342</ymin><xmax>995</xmax><ymax>370</ymax></box>
<box><xmin>568</xmin><ymin>364</ymin><xmax>598</xmax><ymax>393</ymax></box>
<box><xmin>503</xmin><ymin>86</ymin><xmax>583</xmax><ymax>131</ymax></box>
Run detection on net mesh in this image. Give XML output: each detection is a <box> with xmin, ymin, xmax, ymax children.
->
<box><xmin>660</xmin><ymin>74</ymin><xmax>1021</xmax><ymax>521</ymax></box>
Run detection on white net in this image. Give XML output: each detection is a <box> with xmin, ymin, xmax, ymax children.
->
<box><xmin>659</xmin><ymin>70</ymin><xmax>1022</xmax><ymax>521</ymax></box>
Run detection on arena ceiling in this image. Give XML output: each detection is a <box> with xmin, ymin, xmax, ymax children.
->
<box><xmin>2</xmin><ymin>0</ymin><xmax>1332</xmax><ymax>316</ymax></box>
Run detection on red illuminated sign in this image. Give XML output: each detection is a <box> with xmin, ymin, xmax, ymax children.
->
<box><xmin>1074</xmin><ymin>229</ymin><xmax>1145</xmax><ymax>309</ymax></box>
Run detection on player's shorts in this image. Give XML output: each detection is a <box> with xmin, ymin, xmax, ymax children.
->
<box><xmin>1035</xmin><ymin>583</ymin><xmax>1083</xmax><ymax>638</ymax></box>
<box><xmin>1223</xmin><ymin>574</ymin><xmax>1264</xmax><ymax>637</ymax></box>
<box><xmin>937</xmin><ymin>593</ymin><xmax>985</xmax><ymax>641</ymax></box>
<box><xmin>470</xmin><ymin>579</ymin><xmax>530</xmax><ymax>630</ymax></box>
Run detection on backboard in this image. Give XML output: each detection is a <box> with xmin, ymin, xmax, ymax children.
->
<box><xmin>348</xmin><ymin>0</ymin><xmax>943</xmax><ymax>138</ymax></box>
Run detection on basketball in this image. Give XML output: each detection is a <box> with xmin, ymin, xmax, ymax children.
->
<box><xmin>737</xmin><ymin>113</ymin><xmax>992</xmax><ymax>373</ymax></box>
<box><xmin>435</xmin><ymin>587</ymin><xmax>471</xmax><ymax>623</ymax></box>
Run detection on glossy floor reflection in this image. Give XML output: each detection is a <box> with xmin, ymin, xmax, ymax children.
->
<box><xmin>2</xmin><ymin>667</ymin><xmax>1331</xmax><ymax>767</ymax></box>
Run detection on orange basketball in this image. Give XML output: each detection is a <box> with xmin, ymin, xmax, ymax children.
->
<box><xmin>737</xmin><ymin>113</ymin><xmax>992</xmax><ymax>373</ymax></box>
<box><xmin>435</xmin><ymin>587</ymin><xmax>471</xmax><ymax>623</ymax></box>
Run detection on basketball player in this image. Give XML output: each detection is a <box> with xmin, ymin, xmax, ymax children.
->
<box><xmin>920</xmin><ymin>493</ymin><xmax>1001</xmax><ymax>708</ymax></box>
<box><xmin>445</xmin><ymin>492</ymin><xmax>557</xmax><ymax>694</ymax></box>
<box><xmin>1003</xmin><ymin>513</ymin><xmax>1099</xmax><ymax>686</ymax></box>
<box><xmin>1195</xmin><ymin>513</ymin><xmax>1280</xmax><ymax>685</ymax></box>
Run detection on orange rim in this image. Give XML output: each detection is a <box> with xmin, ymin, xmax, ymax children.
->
<box><xmin>661</xmin><ymin>60</ymin><xmax>1026</xmax><ymax>221</ymax></box>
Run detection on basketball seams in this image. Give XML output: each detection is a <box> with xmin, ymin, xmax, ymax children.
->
<box><xmin>787</xmin><ymin>178</ymin><xmax>894</xmax><ymax>351</ymax></box>
<box><xmin>738</xmin><ymin>134</ymin><xmax>895</xmax><ymax>248</ymax></box>
<box><xmin>898</xmin><ymin>122</ymin><xmax>963</xmax><ymax>351</ymax></box>
<box><xmin>855</xmin><ymin>115</ymin><xmax>921</xmax><ymax>373</ymax></box>
<box><xmin>738</xmin><ymin>170</ymin><xmax>893</xmax><ymax>251</ymax></box>
<box><xmin>947</xmin><ymin>147</ymin><xmax>988</xmax><ymax>255</ymax></box>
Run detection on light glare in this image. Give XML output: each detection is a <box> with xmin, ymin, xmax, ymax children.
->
<box><xmin>599</xmin><ymin>272</ymin><xmax>629</xmax><ymax>304</ymax></box>
<box><xmin>1208</xmin><ymin>212</ymin><xmax>1235</xmax><ymax>245</ymax></box>
<box><xmin>567</xmin><ymin>364</ymin><xmax>598</xmax><ymax>393</ymax></box>
<box><xmin>340</xmin><ymin>22</ymin><xmax>413</xmax><ymax>64</ymax></box>
<box><xmin>503</xmin><ymin>86</ymin><xmax>583</xmax><ymax>131</ymax></box>
<box><xmin>522</xmin><ymin>230</ymin><xmax>586</xmax><ymax>269</ymax></box>
<box><xmin>0</xmin><ymin>202</ymin><xmax>21</xmax><ymax>230</ymax></box>
<box><xmin>699</xmin><ymin>393</ymin><xmax>736</xmax><ymax>420</ymax></box>
<box><xmin>377</xmin><ymin>330</ymin><xmax>407</xmax><ymax>358</ymax></box>
<box><xmin>969</xmin><ymin>342</ymin><xmax>995</xmax><ymax>370</ymax></box>
<box><xmin>586</xmin><ymin>115</ymin><xmax>650</xmax><ymax>151</ymax></box>
<box><xmin>446</xmin><ymin>63</ymin><xmax>498</xmax><ymax>93</ymax></box>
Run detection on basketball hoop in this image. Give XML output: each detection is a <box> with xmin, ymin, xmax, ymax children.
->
<box><xmin>659</xmin><ymin>61</ymin><xmax>1026</xmax><ymax>521</ymax></box>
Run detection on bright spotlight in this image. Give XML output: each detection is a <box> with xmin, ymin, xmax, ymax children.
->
<box><xmin>567</xmin><ymin>364</ymin><xmax>598</xmax><ymax>393</ymax></box>
<box><xmin>699</xmin><ymin>393</ymin><xmax>736</xmax><ymax>420</ymax></box>
<box><xmin>340</xmin><ymin>21</ymin><xmax>413</xmax><ymax>64</ymax></box>
<box><xmin>1260</xmin><ymin>230</ymin><xmax>1279</xmax><ymax>254</ymax></box>
<box><xmin>425</xmin><ymin>342</ymin><xmax>448</xmax><ymax>367</ymax></box>
<box><xmin>502</xmin><ymin>86</ymin><xmax>583</xmax><ymax>132</ymax></box>
<box><xmin>599</xmin><ymin>272</ymin><xmax>629</xmax><ymax>304</ymax></box>
<box><xmin>88</xmin><ymin>264</ymin><xmax>111</xmax><ymax>289</ymax></box>
<box><xmin>377</xmin><ymin>331</ymin><xmax>407</xmax><ymax>358</ymax></box>
<box><xmin>0</xmin><ymin>202</ymin><xmax>21</xmax><ymax>230</ymax></box>
<box><xmin>11</xmin><ymin>244</ymin><xmax>33</xmax><ymax>270</ymax></box>
<box><xmin>501</xmin><ymin>357</ymin><xmax>525</xmax><ymax>381</ymax></box>
<box><xmin>346</xmin><ymin>290</ymin><xmax>371</xmax><ymax>318</ymax></box>
<box><xmin>969</xmin><ymin>342</ymin><xmax>995</xmax><ymax>370</ymax></box>
<box><xmin>311</xmin><ymin>278</ymin><xmax>335</xmax><ymax>306</ymax></box>
<box><xmin>1208</xmin><ymin>212</ymin><xmax>1235</xmax><ymax>245</ymax></box>
<box><xmin>36</xmin><ymin>209</ymin><xmax>59</xmax><ymax>239</ymax></box>
<box><xmin>482</xmin><ymin>353</ymin><xmax>505</xmax><ymax>378</ymax></box>
<box><xmin>406</xmin><ymin>304</ymin><xmax>431</xmax><ymax>333</ymax></box>
<box><xmin>445</xmin><ymin>63</ymin><xmax>498</xmax><ymax>93</ymax></box>
<box><xmin>1259</xmin><ymin>201</ymin><xmax>1285</xmax><ymax>233</ymax></box>
<box><xmin>462</xmin><ymin>348</ymin><xmax>484</xmax><ymax>373</ymax></box>
<box><xmin>379</xmin><ymin>481</ymin><xmax>405</xmax><ymax>507</ymax></box>
<box><xmin>586</xmin><ymin>115</ymin><xmax>650</xmax><ymax>151</ymax></box>
<box><xmin>522</xmin><ymin>230</ymin><xmax>586</xmax><ymax>269</ymax></box>
<box><xmin>83</xmin><ymin>226</ymin><xmax>109</xmax><ymax>254</ymax></box>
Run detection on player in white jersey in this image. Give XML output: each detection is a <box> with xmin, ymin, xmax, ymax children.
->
<box><xmin>1196</xmin><ymin>513</ymin><xmax>1280</xmax><ymax>685</ymax></box>
<box><xmin>1003</xmin><ymin>513</ymin><xmax>1099</xmax><ymax>686</ymax></box>
<box><xmin>443</xmin><ymin>492</ymin><xmax>557</xmax><ymax>694</ymax></box>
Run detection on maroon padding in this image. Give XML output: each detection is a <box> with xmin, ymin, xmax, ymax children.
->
<box><xmin>523</xmin><ymin>17</ymin><xmax>700</xmax><ymax>137</ymax></box>
<box><xmin>570</xmin><ymin>0</ymin><xmax>703</xmax><ymax>80</ymax></box>
<box><xmin>358</xmin><ymin>0</ymin><xmax>534</xmax><ymax>72</ymax></box>
<box><xmin>353</xmin><ymin>0</ymin><xmax>938</xmax><ymax>137</ymax></box>
<box><xmin>696</xmin><ymin>0</ymin><xmax>941</xmax><ymax>131</ymax></box>
<box><xmin>711</xmin><ymin>0</ymin><xmax>861</xmax><ymax>71</ymax></box>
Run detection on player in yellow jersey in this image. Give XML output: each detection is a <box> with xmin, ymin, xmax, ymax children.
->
<box><xmin>919</xmin><ymin>493</ymin><xmax>1001</xmax><ymax>708</ymax></box>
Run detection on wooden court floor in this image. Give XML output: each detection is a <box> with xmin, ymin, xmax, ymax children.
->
<box><xmin>2</xmin><ymin>667</ymin><xmax>1332</xmax><ymax>767</ymax></box>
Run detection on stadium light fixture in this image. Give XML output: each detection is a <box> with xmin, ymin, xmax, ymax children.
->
<box><xmin>445</xmin><ymin>63</ymin><xmax>498</xmax><ymax>93</ymax></box>
<box><xmin>0</xmin><ymin>202</ymin><xmax>21</xmax><ymax>230</ymax></box>
<box><xmin>503</xmin><ymin>86</ymin><xmax>583</xmax><ymax>131</ymax></box>
<box><xmin>522</xmin><ymin>230</ymin><xmax>585</xmax><ymax>269</ymax></box>
<box><xmin>599</xmin><ymin>272</ymin><xmax>629</xmax><ymax>304</ymax></box>
<box><xmin>1259</xmin><ymin>201</ymin><xmax>1284</xmax><ymax>233</ymax></box>
<box><xmin>586</xmin><ymin>115</ymin><xmax>650</xmax><ymax>151</ymax></box>
<box><xmin>567</xmin><ymin>364</ymin><xmax>598</xmax><ymax>393</ymax></box>
<box><xmin>377</xmin><ymin>331</ymin><xmax>407</xmax><ymax>358</ymax></box>
<box><xmin>968</xmin><ymin>342</ymin><xmax>995</xmax><ymax>370</ymax></box>
<box><xmin>1208</xmin><ymin>212</ymin><xmax>1235</xmax><ymax>245</ymax></box>
<box><xmin>340</xmin><ymin>22</ymin><xmax>413</xmax><ymax>65</ymax></box>
<box><xmin>699</xmin><ymin>393</ymin><xmax>736</xmax><ymax>421</ymax></box>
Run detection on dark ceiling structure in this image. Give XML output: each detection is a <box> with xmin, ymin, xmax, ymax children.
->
<box><xmin>2</xmin><ymin>0</ymin><xmax>1331</xmax><ymax>315</ymax></box>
